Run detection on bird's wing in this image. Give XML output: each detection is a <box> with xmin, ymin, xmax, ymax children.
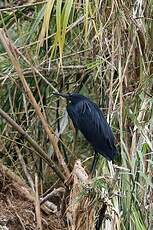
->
<box><xmin>67</xmin><ymin>100</ymin><xmax>94</xmax><ymax>129</ymax></box>
<box><xmin>67</xmin><ymin>104</ymin><xmax>79</xmax><ymax>129</ymax></box>
<box><xmin>75</xmin><ymin>101</ymin><xmax>116</xmax><ymax>159</ymax></box>
<box><xmin>93</xmin><ymin>103</ymin><xmax>116</xmax><ymax>147</ymax></box>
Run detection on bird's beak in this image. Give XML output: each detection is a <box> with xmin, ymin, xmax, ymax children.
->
<box><xmin>53</xmin><ymin>92</ymin><xmax>69</xmax><ymax>98</ymax></box>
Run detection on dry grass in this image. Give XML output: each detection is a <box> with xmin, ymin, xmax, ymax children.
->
<box><xmin>0</xmin><ymin>0</ymin><xmax>153</xmax><ymax>229</ymax></box>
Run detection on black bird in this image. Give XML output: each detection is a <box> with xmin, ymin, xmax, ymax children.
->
<box><xmin>54</xmin><ymin>92</ymin><xmax>119</xmax><ymax>172</ymax></box>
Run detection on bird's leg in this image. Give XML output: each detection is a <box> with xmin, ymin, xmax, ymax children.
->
<box><xmin>90</xmin><ymin>151</ymin><xmax>99</xmax><ymax>175</ymax></box>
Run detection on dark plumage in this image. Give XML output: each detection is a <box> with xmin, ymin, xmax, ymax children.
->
<box><xmin>54</xmin><ymin>92</ymin><xmax>119</xmax><ymax>169</ymax></box>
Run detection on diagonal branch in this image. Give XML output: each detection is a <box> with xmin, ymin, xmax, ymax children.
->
<box><xmin>0</xmin><ymin>107</ymin><xmax>66</xmax><ymax>183</ymax></box>
<box><xmin>0</xmin><ymin>28</ymin><xmax>70</xmax><ymax>178</ymax></box>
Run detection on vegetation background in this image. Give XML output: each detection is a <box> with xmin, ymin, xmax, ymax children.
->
<box><xmin>0</xmin><ymin>0</ymin><xmax>153</xmax><ymax>229</ymax></box>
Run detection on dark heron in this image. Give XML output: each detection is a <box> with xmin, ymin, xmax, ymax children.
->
<box><xmin>53</xmin><ymin>92</ymin><xmax>119</xmax><ymax>172</ymax></box>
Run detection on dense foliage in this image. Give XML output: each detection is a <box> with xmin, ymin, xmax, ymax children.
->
<box><xmin>0</xmin><ymin>1</ymin><xmax>153</xmax><ymax>229</ymax></box>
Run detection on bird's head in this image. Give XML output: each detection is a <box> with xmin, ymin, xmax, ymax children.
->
<box><xmin>53</xmin><ymin>92</ymin><xmax>86</xmax><ymax>104</ymax></box>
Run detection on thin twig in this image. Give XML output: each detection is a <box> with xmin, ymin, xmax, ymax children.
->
<box><xmin>0</xmin><ymin>108</ymin><xmax>66</xmax><ymax>183</ymax></box>
<box><xmin>35</xmin><ymin>173</ymin><xmax>42</xmax><ymax>230</ymax></box>
<box><xmin>0</xmin><ymin>29</ymin><xmax>70</xmax><ymax>178</ymax></box>
<box><xmin>15</xmin><ymin>145</ymin><xmax>35</xmax><ymax>192</ymax></box>
<box><xmin>40</xmin><ymin>187</ymin><xmax>65</xmax><ymax>205</ymax></box>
